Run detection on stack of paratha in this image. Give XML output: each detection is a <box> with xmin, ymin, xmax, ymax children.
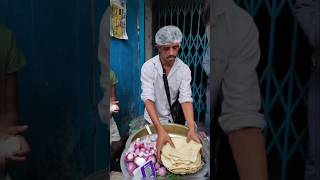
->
<box><xmin>160</xmin><ymin>135</ymin><xmax>203</xmax><ymax>175</ymax></box>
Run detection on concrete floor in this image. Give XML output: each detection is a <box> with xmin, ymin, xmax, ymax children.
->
<box><xmin>110</xmin><ymin>171</ymin><xmax>124</xmax><ymax>180</ymax></box>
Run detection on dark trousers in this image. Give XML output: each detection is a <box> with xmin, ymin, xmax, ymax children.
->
<box><xmin>305</xmin><ymin>66</ymin><xmax>320</xmax><ymax>180</ymax></box>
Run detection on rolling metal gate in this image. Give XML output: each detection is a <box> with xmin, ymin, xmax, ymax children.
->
<box><xmin>156</xmin><ymin>0</ymin><xmax>309</xmax><ymax>179</ymax></box>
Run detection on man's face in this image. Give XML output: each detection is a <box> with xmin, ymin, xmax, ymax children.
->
<box><xmin>157</xmin><ymin>43</ymin><xmax>180</xmax><ymax>62</ymax></box>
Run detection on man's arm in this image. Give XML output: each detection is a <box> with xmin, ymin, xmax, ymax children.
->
<box><xmin>178</xmin><ymin>66</ymin><xmax>201</xmax><ymax>143</ymax></box>
<box><xmin>140</xmin><ymin>63</ymin><xmax>166</xmax><ymax>132</ymax></box>
<box><xmin>181</xmin><ymin>102</ymin><xmax>195</xmax><ymax>131</ymax></box>
<box><xmin>140</xmin><ymin>63</ymin><xmax>174</xmax><ymax>159</ymax></box>
<box><xmin>0</xmin><ymin>27</ymin><xmax>30</xmax><ymax>168</ymax></box>
<box><xmin>0</xmin><ymin>73</ymin><xmax>18</xmax><ymax>131</ymax></box>
<box><xmin>111</xmin><ymin>85</ymin><xmax>116</xmax><ymax>101</ymax></box>
<box><xmin>144</xmin><ymin>100</ymin><xmax>162</xmax><ymax>130</ymax></box>
<box><xmin>219</xmin><ymin>9</ymin><xmax>268</xmax><ymax>180</ymax></box>
<box><xmin>0</xmin><ymin>26</ymin><xmax>25</xmax><ymax>129</ymax></box>
<box><xmin>178</xmin><ymin>66</ymin><xmax>196</xmax><ymax>130</ymax></box>
<box><xmin>4</xmin><ymin>73</ymin><xmax>19</xmax><ymax>127</ymax></box>
<box><xmin>144</xmin><ymin>99</ymin><xmax>175</xmax><ymax>160</ymax></box>
<box><xmin>0</xmin><ymin>73</ymin><xmax>28</xmax><ymax>140</ymax></box>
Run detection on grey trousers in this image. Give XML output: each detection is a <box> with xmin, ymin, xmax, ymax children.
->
<box><xmin>204</xmin><ymin>84</ymin><xmax>211</xmax><ymax>135</ymax></box>
<box><xmin>305</xmin><ymin>66</ymin><xmax>320</xmax><ymax>180</ymax></box>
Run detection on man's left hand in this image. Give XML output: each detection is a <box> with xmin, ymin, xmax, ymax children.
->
<box><xmin>6</xmin><ymin>135</ymin><xmax>30</xmax><ymax>164</ymax></box>
<box><xmin>186</xmin><ymin>129</ymin><xmax>204</xmax><ymax>156</ymax></box>
<box><xmin>186</xmin><ymin>129</ymin><xmax>201</xmax><ymax>144</ymax></box>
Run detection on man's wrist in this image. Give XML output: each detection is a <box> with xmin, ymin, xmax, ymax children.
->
<box><xmin>186</xmin><ymin>120</ymin><xmax>195</xmax><ymax>131</ymax></box>
<box><xmin>154</xmin><ymin>123</ymin><xmax>165</xmax><ymax>134</ymax></box>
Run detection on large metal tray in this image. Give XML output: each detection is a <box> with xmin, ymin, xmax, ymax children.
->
<box><xmin>120</xmin><ymin>123</ymin><xmax>210</xmax><ymax>178</ymax></box>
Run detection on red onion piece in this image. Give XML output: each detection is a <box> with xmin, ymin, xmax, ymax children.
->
<box><xmin>125</xmin><ymin>153</ymin><xmax>134</xmax><ymax>162</ymax></box>
<box><xmin>154</xmin><ymin>162</ymin><xmax>160</xmax><ymax>170</ymax></box>
<box><xmin>127</xmin><ymin>162</ymin><xmax>137</xmax><ymax>175</ymax></box>
<box><xmin>158</xmin><ymin>167</ymin><xmax>167</xmax><ymax>177</ymax></box>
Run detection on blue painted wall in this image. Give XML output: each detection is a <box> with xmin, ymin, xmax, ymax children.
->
<box><xmin>1</xmin><ymin>0</ymin><xmax>108</xmax><ymax>179</ymax></box>
<box><xmin>110</xmin><ymin>0</ymin><xmax>144</xmax><ymax>136</ymax></box>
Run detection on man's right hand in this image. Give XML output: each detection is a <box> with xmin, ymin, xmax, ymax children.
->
<box><xmin>6</xmin><ymin>135</ymin><xmax>30</xmax><ymax>163</ymax></box>
<box><xmin>156</xmin><ymin>128</ymin><xmax>175</xmax><ymax>162</ymax></box>
<box><xmin>110</xmin><ymin>101</ymin><xmax>119</xmax><ymax>113</ymax></box>
<box><xmin>0</xmin><ymin>125</ymin><xmax>30</xmax><ymax>170</ymax></box>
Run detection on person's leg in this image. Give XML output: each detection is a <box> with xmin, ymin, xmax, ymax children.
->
<box><xmin>204</xmin><ymin>86</ymin><xmax>211</xmax><ymax>135</ymax></box>
<box><xmin>305</xmin><ymin>67</ymin><xmax>320</xmax><ymax>180</ymax></box>
<box><xmin>228</xmin><ymin>128</ymin><xmax>268</xmax><ymax>180</ymax></box>
<box><xmin>110</xmin><ymin>117</ymin><xmax>122</xmax><ymax>161</ymax></box>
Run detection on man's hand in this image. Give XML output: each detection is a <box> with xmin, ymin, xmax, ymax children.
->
<box><xmin>0</xmin><ymin>125</ymin><xmax>30</xmax><ymax>168</ymax></box>
<box><xmin>156</xmin><ymin>128</ymin><xmax>175</xmax><ymax>162</ymax></box>
<box><xmin>110</xmin><ymin>101</ymin><xmax>119</xmax><ymax>113</ymax></box>
<box><xmin>186</xmin><ymin>128</ymin><xmax>200</xmax><ymax>144</ymax></box>
<box><xmin>186</xmin><ymin>129</ymin><xmax>204</xmax><ymax>156</ymax></box>
<box><xmin>6</xmin><ymin>135</ymin><xmax>30</xmax><ymax>163</ymax></box>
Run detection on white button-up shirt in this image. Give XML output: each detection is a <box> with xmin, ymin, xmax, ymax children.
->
<box><xmin>141</xmin><ymin>55</ymin><xmax>193</xmax><ymax>124</ymax></box>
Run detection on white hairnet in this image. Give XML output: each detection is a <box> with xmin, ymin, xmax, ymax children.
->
<box><xmin>155</xmin><ymin>25</ymin><xmax>183</xmax><ymax>45</ymax></box>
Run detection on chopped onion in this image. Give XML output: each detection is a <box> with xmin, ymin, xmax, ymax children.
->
<box><xmin>145</xmin><ymin>146</ymin><xmax>151</xmax><ymax>151</ymax></box>
<box><xmin>127</xmin><ymin>146</ymin><xmax>135</xmax><ymax>154</ymax></box>
<box><xmin>127</xmin><ymin>162</ymin><xmax>137</xmax><ymax>175</ymax></box>
<box><xmin>145</xmin><ymin>150</ymin><xmax>150</xmax><ymax>156</ymax></box>
<box><xmin>134</xmin><ymin>148</ymin><xmax>140</xmax><ymax>155</ymax></box>
<box><xmin>138</xmin><ymin>151</ymin><xmax>144</xmax><ymax>157</ymax></box>
<box><xmin>154</xmin><ymin>162</ymin><xmax>160</xmax><ymax>170</ymax></box>
<box><xmin>125</xmin><ymin>153</ymin><xmax>134</xmax><ymax>162</ymax></box>
<box><xmin>125</xmin><ymin>136</ymin><xmax>158</xmax><ymax>174</ymax></box>
<box><xmin>150</xmin><ymin>149</ymin><xmax>155</xmax><ymax>155</ymax></box>
<box><xmin>134</xmin><ymin>157</ymin><xmax>146</xmax><ymax>167</ymax></box>
<box><xmin>147</xmin><ymin>155</ymin><xmax>156</xmax><ymax>164</ymax></box>
<box><xmin>134</xmin><ymin>143</ymin><xmax>140</xmax><ymax>149</ymax></box>
<box><xmin>139</xmin><ymin>143</ymin><xmax>145</xmax><ymax>149</ymax></box>
<box><xmin>158</xmin><ymin>167</ymin><xmax>167</xmax><ymax>177</ymax></box>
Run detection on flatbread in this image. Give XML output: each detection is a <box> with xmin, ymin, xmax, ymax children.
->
<box><xmin>162</xmin><ymin>136</ymin><xmax>201</xmax><ymax>162</ymax></box>
<box><xmin>160</xmin><ymin>135</ymin><xmax>203</xmax><ymax>175</ymax></box>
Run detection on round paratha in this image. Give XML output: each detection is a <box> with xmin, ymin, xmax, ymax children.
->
<box><xmin>161</xmin><ymin>135</ymin><xmax>203</xmax><ymax>175</ymax></box>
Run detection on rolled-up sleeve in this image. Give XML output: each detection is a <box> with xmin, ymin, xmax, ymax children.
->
<box><xmin>141</xmin><ymin>63</ymin><xmax>156</xmax><ymax>102</ymax></box>
<box><xmin>294</xmin><ymin>0</ymin><xmax>320</xmax><ymax>48</ymax></box>
<box><xmin>219</xmin><ymin>12</ymin><xmax>266</xmax><ymax>133</ymax></box>
<box><xmin>178</xmin><ymin>66</ymin><xmax>193</xmax><ymax>103</ymax></box>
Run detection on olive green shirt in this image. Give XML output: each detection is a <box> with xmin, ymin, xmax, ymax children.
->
<box><xmin>110</xmin><ymin>69</ymin><xmax>118</xmax><ymax>85</ymax></box>
<box><xmin>0</xmin><ymin>25</ymin><xmax>26</xmax><ymax>75</ymax></box>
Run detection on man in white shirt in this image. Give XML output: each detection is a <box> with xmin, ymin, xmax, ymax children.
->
<box><xmin>140</xmin><ymin>25</ymin><xmax>201</xmax><ymax>160</ymax></box>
